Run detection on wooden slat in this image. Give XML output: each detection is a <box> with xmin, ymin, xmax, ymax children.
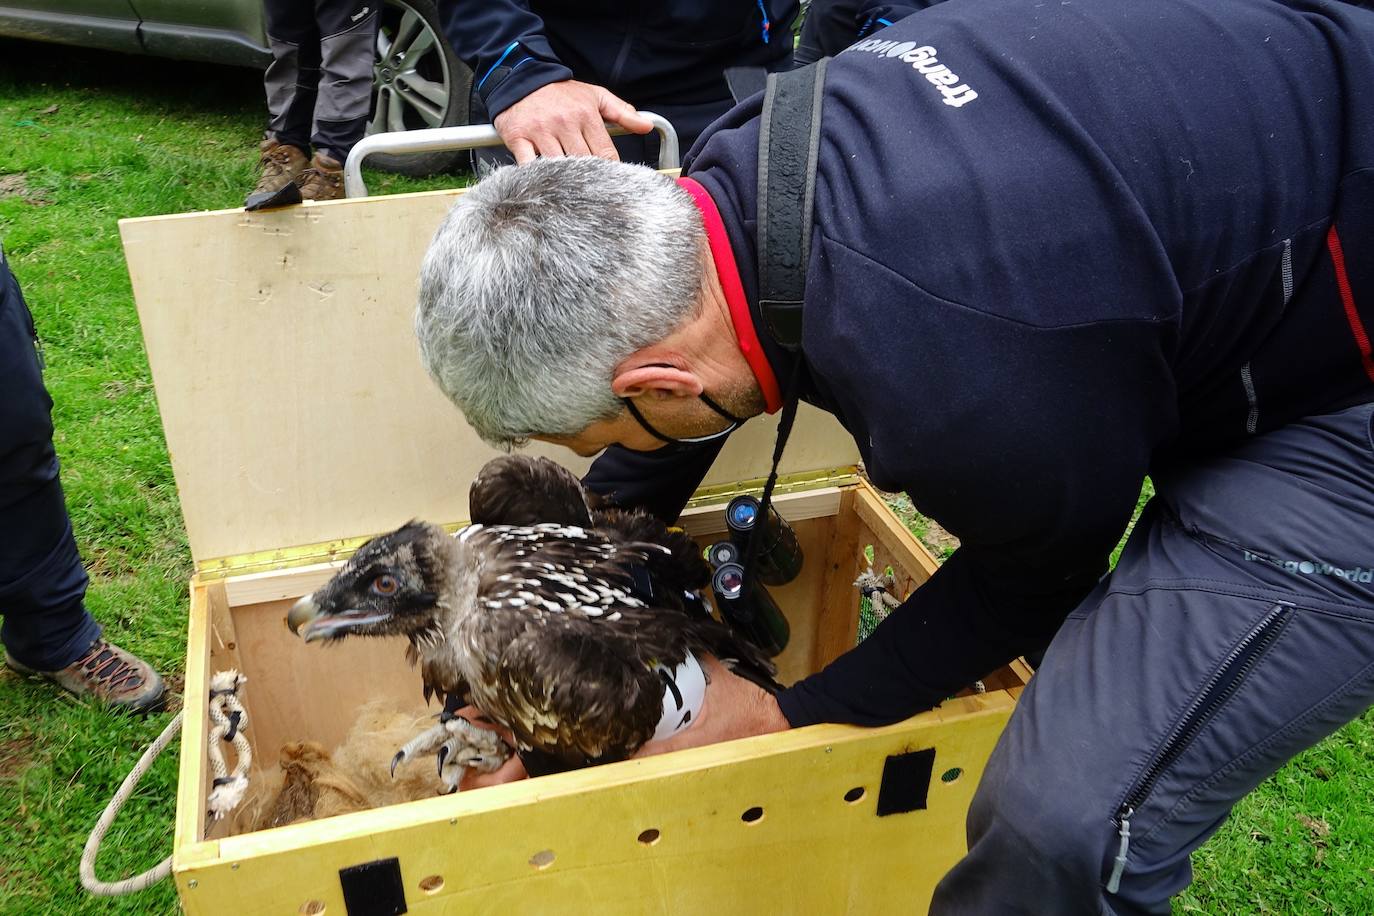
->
<box><xmin>174</xmin><ymin>581</ymin><xmax>217</xmax><ymax>857</ymax></box>
<box><xmin>179</xmin><ymin>696</ymin><xmax>1015</xmax><ymax>915</ymax></box>
<box><xmin>119</xmin><ymin>193</ymin><xmax>858</xmax><ymax>564</ymax></box>
<box><xmin>222</xmin><ymin>562</ymin><xmax>343</xmax><ymax>607</ymax></box>
<box><xmin>812</xmin><ymin>488</ymin><xmax>864</xmax><ymax>670</ymax></box>
<box><xmin>678</xmin><ymin>486</ymin><xmax>841</xmax><ymax>538</ymax></box>
<box><xmin>854</xmin><ymin>482</ymin><xmax>940</xmax><ymax>584</ymax></box>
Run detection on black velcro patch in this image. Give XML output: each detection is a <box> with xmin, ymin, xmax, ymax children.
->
<box><xmin>339</xmin><ymin>857</ymin><xmax>407</xmax><ymax>916</ymax></box>
<box><xmin>876</xmin><ymin>747</ymin><xmax>936</xmax><ymax>817</ymax></box>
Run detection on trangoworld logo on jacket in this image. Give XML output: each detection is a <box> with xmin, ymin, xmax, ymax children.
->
<box><xmin>848</xmin><ymin>39</ymin><xmax>978</xmax><ymax>108</ymax></box>
<box><xmin>1243</xmin><ymin>550</ymin><xmax>1374</xmax><ymax>584</ymax></box>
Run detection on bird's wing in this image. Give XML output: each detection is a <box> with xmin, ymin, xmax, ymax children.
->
<box><xmin>466</xmin><ymin>525</ymin><xmax>698</xmax><ymax>772</ymax></box>
<box><xmin>590</xmin><ymin>507</ymin><xmax>711</xmax><ymax>592</ymax></box>
<box><xmin>469</xmin><ymin>455</ymin><xmax>593</xmax><ymax>528</ymax></box>
<box><xmin>490</xmin><ymin>616</ymin><xmax>668</xmax><ymax>775</ymax></box>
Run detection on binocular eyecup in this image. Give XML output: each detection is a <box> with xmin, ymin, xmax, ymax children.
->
<box><xmin>725</xmin><ymin>495</ymin><xmax>804</xmax><ymax>586</ymax></box>
<box><xmin>704</xmin><ymin>495</ymin><xmax>804</xmax><ymax>657</ymax></box>
<box><xmin>709</xmin><ymin>561</ymin><xmax>790</xmax><ymax>656</ymax></box>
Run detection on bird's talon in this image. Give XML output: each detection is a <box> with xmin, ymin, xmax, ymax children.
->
<box><xmin>390</xmin><ymin>749</ymin><xmax>405</xmax><ymax>779</ymax></box>
<box><xmin>436</xmin><ymin>742</ymin><xmax>450</xmax><ymax>777</ymax></box>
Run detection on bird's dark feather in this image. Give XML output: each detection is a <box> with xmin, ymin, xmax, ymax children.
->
<box><xmin>469</xmin><ymin>454</ymin><xmax>593</xmax><ymax>528</ymax></box>
<box><xmin>305</xmin><ymin>456</ymin><xmax>780</xmax><ymax>777</ymax></box>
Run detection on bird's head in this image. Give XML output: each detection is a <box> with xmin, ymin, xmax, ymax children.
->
<box><xmin>287</xmin><ymin>520</ymin><xmax>457</xmax><ymax>644</ymax></box>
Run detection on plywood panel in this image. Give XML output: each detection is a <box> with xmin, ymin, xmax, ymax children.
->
<box><xmin>120</xmin><ymin>193</ymin><xmax>858</xmax><ymax>564</ymax></box>
<box><xmin>178</xmin><ymin>695</ymin><xmax>1016</xmax><ymax>916</ymax></box>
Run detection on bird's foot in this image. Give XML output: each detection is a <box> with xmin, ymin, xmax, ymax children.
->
<box><xmin>436</xmin><ymin>717</ymin><xmax>512</xmax><ymax>793</ymax></box>
<box><xmin>390</xmin><ymin>720</ymin><xmax>453</xmax><ymax>777</ymax></box>
<box><xmin>390</xmin><ymin>716</ymin><xmax>512</xmax><ymax>791</ymax></box>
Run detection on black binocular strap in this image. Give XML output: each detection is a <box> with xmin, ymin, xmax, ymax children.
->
<box><xmin>741</xmin><ymin>59</ymin><xmax>828</xmax><ymax>604</ymax></box>
<box><xmin>757</xmin><ymin>57</ymin><xmax>828</xmax><ymax>351</ymax></box>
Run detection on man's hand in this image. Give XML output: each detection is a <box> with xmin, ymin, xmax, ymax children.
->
<box><xmin>493</xmin><ymin>80</ymin><xmax>653</xmax><ymax>164</ymax></box>
<box><xmin>452</xmin><ymin>655</ymin><xmax>790</xmax><ymax>790</ymax></box>
<box><xmin>634</xmin><ymin>654</ymin><xmax>790</xmax><ymax>757</ymax></box>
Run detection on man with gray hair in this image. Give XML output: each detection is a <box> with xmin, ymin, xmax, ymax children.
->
<box><xmin>416</xmin><ymin>0</ymin><xmax>1374</xmax><ymax>910</ymax></box>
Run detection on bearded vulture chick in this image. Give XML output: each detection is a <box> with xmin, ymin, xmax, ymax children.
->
<box><xmin>288</xmin><ymin>456</ymin><xmax>778</xmax><ymax>787</ymax></box>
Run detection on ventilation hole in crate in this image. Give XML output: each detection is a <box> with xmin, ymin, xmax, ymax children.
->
<box><xmin>299</xmin><ymin>901</ymin><xmax>326</xmax><ymax>915</ymax></box>
<box><xmin>419</xmin><ymin>875</ymin><xmax>445</xmax><ymax>894</ymax></box>
<box><xmin>741</xmin><ymin>806</ymin><xmax>765</xmax><ymax>824</ymax></box>
<box><xmin>940</xmin><ymin>767</ymin><xmax>963</xmax><ymax>784</ymax></box>
<box><xmin>529</xmin><ymin>849</ymin><xmax>556</xmax><ymax>869</ymax></box>
<box><xmin>638</xmin><ymin>828</ymin><xmax>662</xmax><ymax>846</ymax></box>
<box><xmin>843</xmin><ymin>786</ymin><xmax>866</xmax><ymax>804</ymax></box>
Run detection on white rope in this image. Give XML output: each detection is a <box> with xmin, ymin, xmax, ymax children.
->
<box><xmin>79</xmin><ymin>711</ymin><xmax>181</xmax><ymax>895</ymax></box>
<box><xmin>206</xmin><ymin>671</ymin><xmax>252</xmax><ymax>818</ymax></box>
<box><xmin>854</xmin><ymin>566</ymin><xmax>902</xmax><ymax>614</ymax></box>
<box><xmin>81</xmin><ymin>669</ymin><xmax>252</xmax><ymax>896</ymax></box>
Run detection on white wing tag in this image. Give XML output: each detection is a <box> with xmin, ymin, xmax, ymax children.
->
<box><xmin>651</xmin><ymin>651</ymin><xmax>707</xmax><ymax>743</ymax></box>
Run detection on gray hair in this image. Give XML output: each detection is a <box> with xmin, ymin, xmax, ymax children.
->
<box><xmin>415</xmin><ymin>157</ymin><xmax>705</xmax><ymax>447</ymax></box>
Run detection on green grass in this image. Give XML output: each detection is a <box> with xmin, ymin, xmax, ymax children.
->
<box><xmin>0</xmin><ymin>40</ymin><xmax>455</xmax><ymax>915</ymax></box>
<box><xmin>0</xmin><ymin>37</ymin><xmax>1370</xmax><ymax>916</ymax></box>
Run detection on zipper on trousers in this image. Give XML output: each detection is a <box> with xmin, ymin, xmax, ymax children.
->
<box><xmin>1106</xmin><ymin>601</ymin><xmax>1293</xmax><ymax>894</ymax></box>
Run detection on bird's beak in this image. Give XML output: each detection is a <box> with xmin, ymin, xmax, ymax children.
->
<box><xmin>287</xmin><ymin>594</ymin><xmax>320</xmax><ymax>637</ymax></box>
<box><xmin>288</xmin><ymin>593</ymin><xmax>392</xmax><ymax>643</ymax></box>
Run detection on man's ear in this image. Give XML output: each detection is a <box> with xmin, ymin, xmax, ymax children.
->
<box><xmin>611</xmin><ymin>359</ymin><xmax>704</xmax><ymax>399</ymax></box>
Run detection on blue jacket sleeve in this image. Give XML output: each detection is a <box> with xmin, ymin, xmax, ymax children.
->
<box><xmin>774</xmin><ymin>272</ymin><xmax>1176</xmax><ymax>726</ymax></box>
<box><xmin>439</xmin><ymin>0</ymin><xmax>574</xmax><ymax>119</ymax></box>
<box><xmin>582</xmin><ymin>441</ymin><xmax>726</xmax><ymax>524</ymax></box>
<box><xmin>794</xmin><ymin>2</ymin><xmax>935</xmax><ymax>65</ymax></box>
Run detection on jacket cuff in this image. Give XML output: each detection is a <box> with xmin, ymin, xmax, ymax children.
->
<box><xmin>480</xmin><ymin>56</ymin><xmax>575</xmax><ymax>120</ymax></box>
<box><xmin>774</xmin><ymin>684</ymin><xmax>819</xmax><ymax>727</ymax></box>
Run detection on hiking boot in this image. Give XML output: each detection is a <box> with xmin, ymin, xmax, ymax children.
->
<box><xmin>296</xmin><ymin>151</ymin><xmax>345</xmax><ymax>202</ymax></box>
<box><xmin>245</xmin><ymin>137</ymin><xmax>307</xmax><ymax>211</ymax></box>
<box><xmin>5</xmin><ymin>639</ymin><xmax>167</xmax><ymax>714</ymax></box>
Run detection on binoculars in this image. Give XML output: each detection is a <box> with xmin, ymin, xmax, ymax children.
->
<box><xmin>706</xmin><ymin>495</ymin><xmax>803</xmax><ymax>656</ymax></box>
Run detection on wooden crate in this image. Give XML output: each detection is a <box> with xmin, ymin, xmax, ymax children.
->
<box><xmin>120</xmin><ymin>191</ymin><xmax>1028</xmax><ymax>916</ymax></box>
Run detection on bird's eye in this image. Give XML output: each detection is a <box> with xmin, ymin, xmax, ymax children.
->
<box><xmin>372</xmin><ymin>574</ymin><xmax>399</xmax><ymax>596</ymax></box>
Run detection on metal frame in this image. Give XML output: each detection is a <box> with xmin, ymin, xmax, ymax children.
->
<box><xmin>344</xmin><ymin>111</ymin><xmax>681</xmax><ymax>197</ymax></box>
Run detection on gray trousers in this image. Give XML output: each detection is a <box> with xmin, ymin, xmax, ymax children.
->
<box><xmin>263</xmin><ymin>0</ymin><xmax>378</xmax><ymax>161</ymax></box>
<box><xmin>933</xmin><ymin>401</ymin><xmax>1374</xmax><ymax>914</ymax></box>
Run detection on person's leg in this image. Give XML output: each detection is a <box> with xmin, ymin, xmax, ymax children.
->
<box><xmin>248</xmin><ymin>0</ymin><xmax>318</xmax><ymax>208</ymax></box>
<box><xmin>264</xmin><ymin>0</ymin><xmax>322</xmax><ymax>155</ymax></box>
<box><xmin>931</xmin><ymin>402</ymin><xmax>1374</xmax><ymax>914</ymax></box>
<box><xmin>0</xmin><ymin>252</ymin><xmax>164</xmax><ymax>712</ymax></box>
<box><xmin>299</xmin><ymin>0</ymin><xmax>378</xmax><ymax>199</ymax></box>
<box><xmin>0</xmin><ymin>253</ymin><xmax>99</xmax><ymax>670</ymax></box>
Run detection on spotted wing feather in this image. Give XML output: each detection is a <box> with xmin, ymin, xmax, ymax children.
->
<box><xmin>469</xmin><ymin>455</ymin><xmax>593</xmax><ymax>528</ymax></box>
<box><xmin>459</xmin><ymin>523</ymin><xmax>766</xmax><ymax>773</ymax></box>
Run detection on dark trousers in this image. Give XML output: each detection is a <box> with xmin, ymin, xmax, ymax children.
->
<box><xmin>932</xmin><ymin>402</ymin><xmax>1374</xmax><ymax>913</ymax></box>
<box><xmin>0</xmin><ymin>253</ymin><xmax>99</xmax><ymax>670</ymax></box>
<box><xmin>263</xmin><ymin>0</ymin><xmax>379</xmax><ymax>161</ymax></box>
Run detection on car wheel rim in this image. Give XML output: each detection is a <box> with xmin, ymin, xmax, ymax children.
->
<box><xmin>370</xmin><ymin>0</ymin><xmax>451</xmax><ymax>136</ymax></box>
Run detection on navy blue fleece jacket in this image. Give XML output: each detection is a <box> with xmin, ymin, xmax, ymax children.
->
<box><xmin>440</xmin><ymin>0</ymin><xmax>798</xmax><ymax>123</ymax></box>
<box><xmin>589</xmin><ymin>0</ymin><xmax>1374</xmax><ymax>726</ymax></box>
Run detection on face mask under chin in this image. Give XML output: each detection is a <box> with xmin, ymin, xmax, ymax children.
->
<box><xmin>621</xmin><ymin>393</ymin><xmax>744</xmax><ymax>446</ymax></box>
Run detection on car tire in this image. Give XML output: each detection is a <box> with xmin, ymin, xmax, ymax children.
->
<box><xmin>367</xmin><ymin>0</ymin><xmax>472</xmax><ymax>176</ymax></box>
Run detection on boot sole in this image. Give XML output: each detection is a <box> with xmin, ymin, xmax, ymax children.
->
<box><xmin>5</xmin><ymin>652</ymin><xmax>169</xmax><ymax>716</ymax></box>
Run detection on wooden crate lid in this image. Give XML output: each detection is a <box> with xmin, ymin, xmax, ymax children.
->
<box><xmin>120</xmin><ymin>191</ymin><xmax>857</xmax><ymax>565</ymax></box>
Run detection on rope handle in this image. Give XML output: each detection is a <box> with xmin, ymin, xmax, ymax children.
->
<box><xmin>79</xmin><ymin>711</ymin><xmax>180</xmax><ymax>895</ymax></box>
<box><xmin>81</xmin><ymin>670</ymin><xmax>252</xmax><ymax>896</ymax></box>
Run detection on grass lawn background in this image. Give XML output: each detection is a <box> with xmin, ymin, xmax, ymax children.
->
<box><xmin>0</xmin><ymin>38</ymin><xmax>1370</xmax><ymax>915</ymax></box>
